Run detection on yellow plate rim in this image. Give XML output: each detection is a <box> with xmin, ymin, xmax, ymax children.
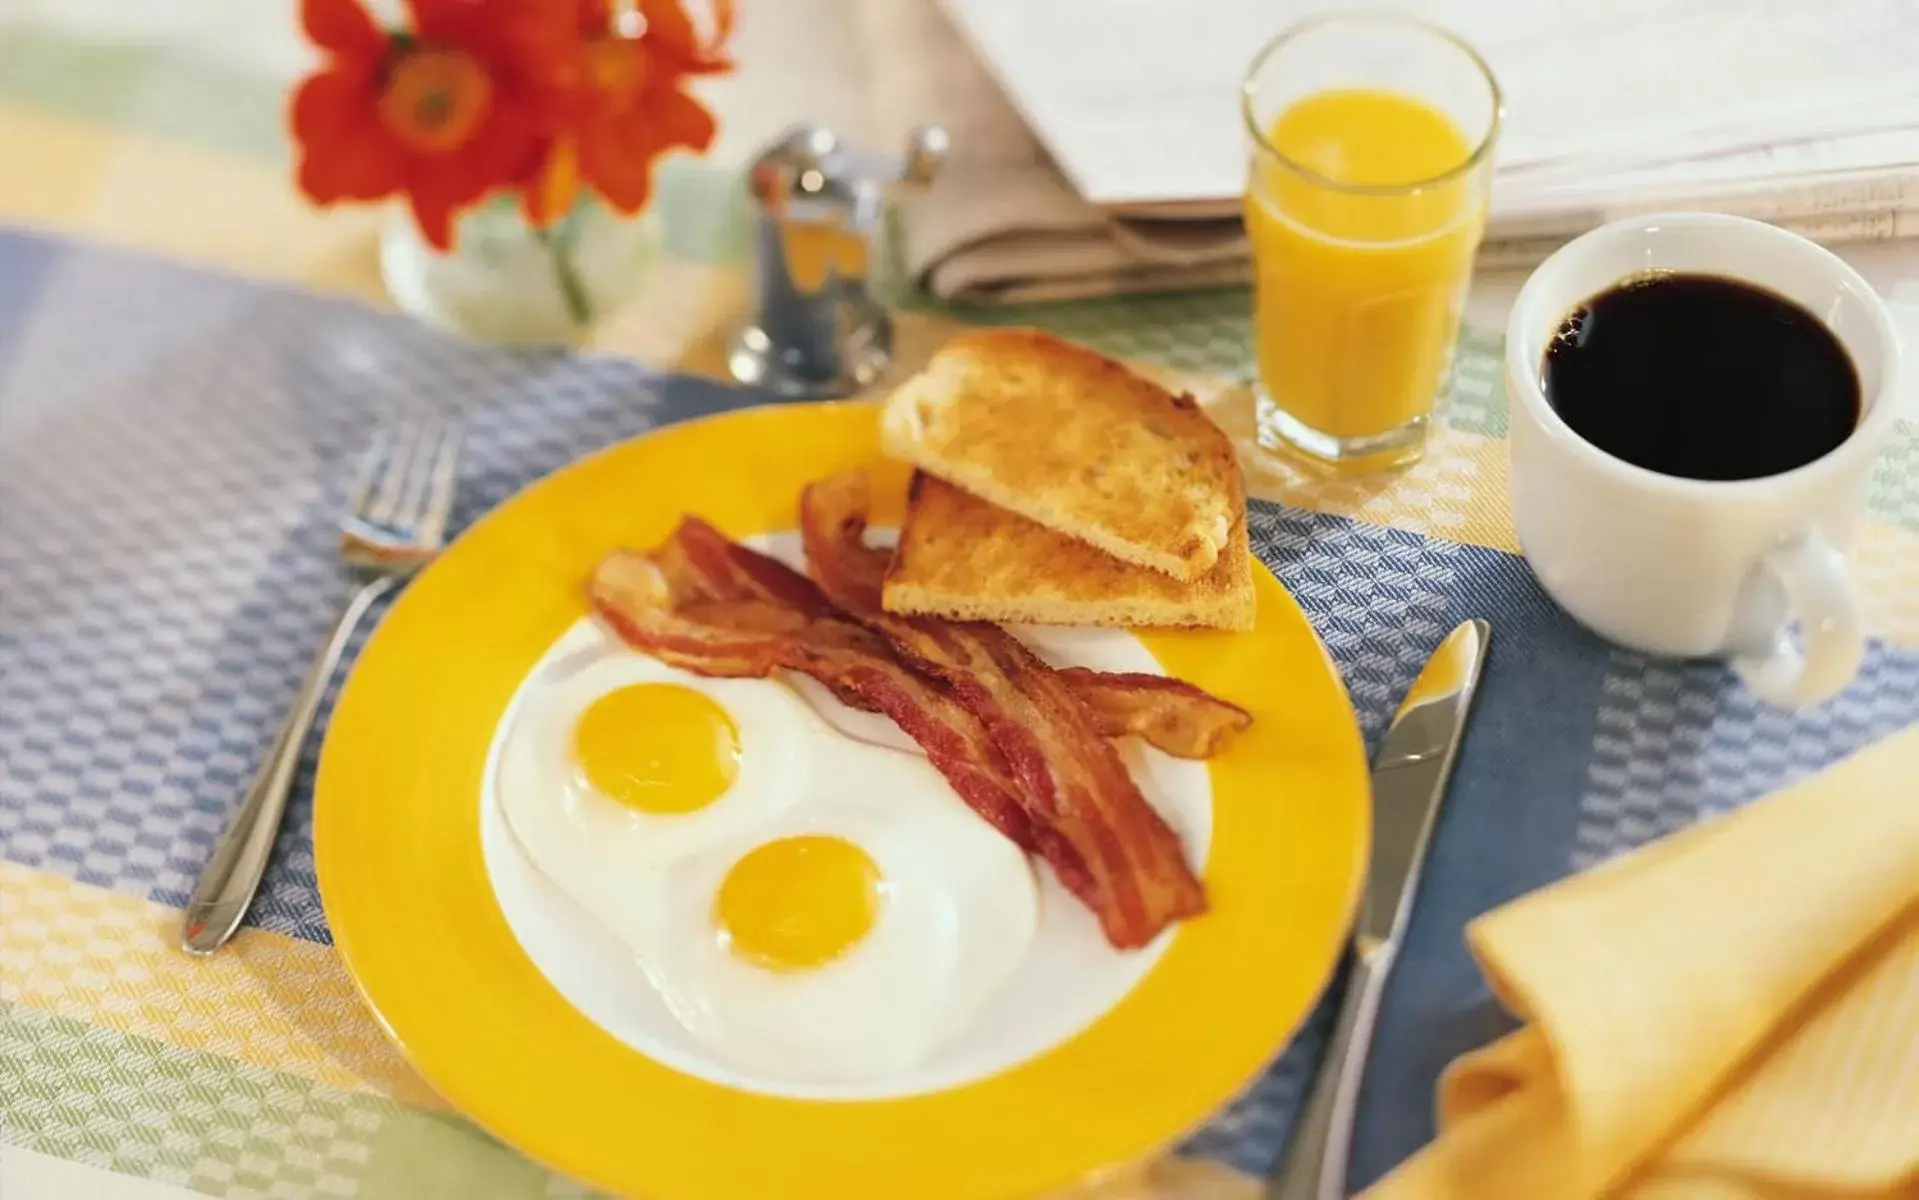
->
<box><xmin>315</xmin><ymin>400</ymin><xmax>1369</xmax><ymax>1199</ymax></box>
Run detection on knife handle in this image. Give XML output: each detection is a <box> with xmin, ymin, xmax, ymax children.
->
<box><xmin>1268</xmin><ymin>940</ymin><xmax>1395</xmax><ymax>1200</ymax></box>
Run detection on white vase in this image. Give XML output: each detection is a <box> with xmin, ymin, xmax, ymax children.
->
<box><xmin>380</xmin><ymin>194</ymin><xmax>658</xmax><ymax>345</ymax></box>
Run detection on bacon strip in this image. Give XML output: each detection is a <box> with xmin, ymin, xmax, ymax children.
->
<box><xmin>1060</xmin><ymin>669</ymin><xmax>1253</xmax><ymax>759</ymax></box>
<box><xmin>587</xmin><ymin>550</ymin><xmax>788</xmax><ymax>678</ymax></box>
<box><xmin>666</xmin><ymin>517</ymin><xmax>1250</xmax><ymax>758</ymax></box>
<box><xmin>587</xmin><ymin>539</ymin><xmax>1055</xmax><ymax>878</ymax></box>
<box><xmin>661</xmin><ymin>517</ymin><xmax>841</xmax><ymax>617</ymax></box>
<box><xmin>800</xmin><ymin>473</ymin><xmax>1206</xmax><ymax>949</ymax></box>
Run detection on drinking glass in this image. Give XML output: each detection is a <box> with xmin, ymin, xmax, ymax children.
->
<box><xmin>1242</xmin><ymin>14</ymin><xmax>1501</xmax><ymax>475</ymax></box>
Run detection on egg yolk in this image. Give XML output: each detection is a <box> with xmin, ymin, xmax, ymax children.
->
<box><xmin>714</xmin><ymin>836</ymin><xmax>883</xmax><ymax>972</ymax></box>
<box><xmin>571</xmin><ymin>684</ymin><xmax>740</xmax><ymax>814</ymax></box>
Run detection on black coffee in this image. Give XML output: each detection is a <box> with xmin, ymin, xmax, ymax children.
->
<box><xmin>1541</xmin><ymin>272</ymin><xmax>1860</xmax><ymax>481</ymax></box>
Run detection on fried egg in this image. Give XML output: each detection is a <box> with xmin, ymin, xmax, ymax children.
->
<box><xmin>496</xmin><ymin>653</ymin><xmax>815</xmax><ymax>955</ymax></box>
<box><xmin>642</xmin><ymin>750</ymin><xmax>1040</xmax><ymax>1081</ymax></box>
<box><xmin>495</xmin><ymin>644</ymin><xmax>1041</xmax><ymax>1083</ymax></box>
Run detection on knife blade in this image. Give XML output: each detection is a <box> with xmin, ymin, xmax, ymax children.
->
<box><xmin>1269</xmin><ymin>618</ymin><xmax>1491</xmax><ymax>1200</ymax></box>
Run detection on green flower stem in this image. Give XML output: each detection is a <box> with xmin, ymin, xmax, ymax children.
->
<box><xmin>534</xmin><ymin>217</ymin><xmax>593</xmax><ymax>328</ymax></box>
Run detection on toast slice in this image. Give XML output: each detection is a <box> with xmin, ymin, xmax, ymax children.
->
<box><xmin>883</xmin><ymin>473</ymin><xmax>1256</xmax><ymax>631</ymax></box>
<box><xmin>879</xmin><ymin>329</ymin><xmax>1240</xmax><ymax>581</ymax></box>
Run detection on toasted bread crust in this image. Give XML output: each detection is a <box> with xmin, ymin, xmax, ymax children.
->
<box><xmin>880</xmin><ymin>330</ymin><xmax>1240</xmax><ymax>581</ymax></box>
<box><xmin>883</xmin><ymin>474</ymin><xmax>1255</xmax><ymax>631</ymax></box>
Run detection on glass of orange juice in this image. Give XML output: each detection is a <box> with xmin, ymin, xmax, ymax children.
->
<box><xmin>1242</xmin><ymin>14</ymin><xmax>1501</xmax><ymax>474</ymax></box>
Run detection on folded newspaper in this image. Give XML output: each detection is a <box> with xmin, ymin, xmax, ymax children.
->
<box><xmin>856</xmin><ymin>0</ymin><xmax>1919</xmax><ymax>305</ymax></box>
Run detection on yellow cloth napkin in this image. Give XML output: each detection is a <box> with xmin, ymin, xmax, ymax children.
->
<box><xmin>1363</xmin><ymin>723</ymin><xmax>1919</xmax><ymax>1200</ymax></box>
<box><xmin>1054</xmin><ymin>1157</ymin><xmax>1261</xmax><ymax>1200</ymax></box>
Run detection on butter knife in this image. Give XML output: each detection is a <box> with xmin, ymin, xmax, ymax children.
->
<box><xmin>1269</xmin><ymin>618</ymin><xmax>1491</xmax><ymax>1200</ymax></box>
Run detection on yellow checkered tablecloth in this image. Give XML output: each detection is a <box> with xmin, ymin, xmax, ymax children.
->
<box><xmin>4</xmin><ymin>13</ymin><xmax>1919</xmax><ymax>1200</ymax></box>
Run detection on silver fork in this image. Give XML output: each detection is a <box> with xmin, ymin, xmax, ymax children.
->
<box><xmin>181</xmin><ymin>420</ymin><xmax>463</xmax><ymax>956</ymax></box>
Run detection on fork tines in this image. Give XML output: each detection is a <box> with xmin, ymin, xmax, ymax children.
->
<box><xmin>348</xmin><ymin>419</ymin><xmax>463</xmax><ymax>546</ymax></box>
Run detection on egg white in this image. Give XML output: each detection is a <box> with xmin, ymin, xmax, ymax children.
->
<box><xmin>496</xmin><ymin>640</ymin><xmax>1042</xmax><ymax>1083</ymax></box>
<box><xmin>643</xmin><ymin>738</ymin><xmax>1041</xmax><ymax>1083</ymax></box>
<box><xmin>495</xmin><ymin>652</ymin><xmax>815</xmax><ymax>956</ymax></box>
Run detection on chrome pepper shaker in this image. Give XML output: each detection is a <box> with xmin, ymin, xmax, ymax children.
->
<box><xmin>728</xmin><ymin>123</ymin><xmax>948</xmax><ymax>399</ymax></box>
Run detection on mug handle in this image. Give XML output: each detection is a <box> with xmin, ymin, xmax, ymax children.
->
<box><xmin>1731</xmin><ymin>532</ymin><xmax>1865</xmax><ymax>708</ymax></box>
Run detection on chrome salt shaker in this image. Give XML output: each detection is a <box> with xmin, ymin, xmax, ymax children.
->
<box><xmin>728</xmin><ymin>123</ymin><xmax>948</xmax><ymax>399</ymax></box>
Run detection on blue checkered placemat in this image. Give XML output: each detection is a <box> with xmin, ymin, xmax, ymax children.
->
<box><xmin>3</xmin><ymin>229</ymin><xmax>1916</xmax><ymax>1195</ymax></box>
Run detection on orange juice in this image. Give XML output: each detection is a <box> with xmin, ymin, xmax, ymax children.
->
<box><xmin>1246</xmin><ymin>87</ymin><xmax>1487</xmax><ymax>448</ymax></box>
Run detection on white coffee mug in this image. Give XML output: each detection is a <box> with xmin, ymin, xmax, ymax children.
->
<box><xmin>1506</xmin><ymin>213</ymin><xmax>1902</xmax><ymax>707</ymax></box>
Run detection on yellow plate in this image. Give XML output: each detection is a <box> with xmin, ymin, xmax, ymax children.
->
<box><xmin>315</xmin><ymin>401</ymin><xmax>1369</xmax><ymax>1199</ymax></box>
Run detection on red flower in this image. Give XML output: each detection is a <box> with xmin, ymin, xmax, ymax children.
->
<box><xmin>526</xmin><ymin>0</ymin><xmax>734</xmax><ymax>224</ymax></box>
<box><xmin>291</xmin><ymin>0</ymin><xmax>575</xmax><ymax>250</ymax></box>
